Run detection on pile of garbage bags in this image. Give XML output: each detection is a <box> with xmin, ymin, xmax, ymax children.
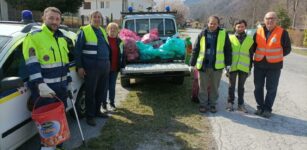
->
<box><xmin>119</xmin><ymin>28</ymin><xmax>186</xmax><ymax>62</ymax></box>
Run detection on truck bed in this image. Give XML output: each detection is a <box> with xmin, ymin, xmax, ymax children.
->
<box><xmin>121</xmin><ymin>63</ymin><xmax>190</xmax><ymax>74</ymax></box>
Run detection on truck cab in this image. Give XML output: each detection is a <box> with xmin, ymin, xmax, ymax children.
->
<box><xmin>120</xmin><ymin>12</ymin><xmax>190</xmax><ymax>87</ymax></box>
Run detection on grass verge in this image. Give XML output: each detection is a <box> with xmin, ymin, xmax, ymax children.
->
<box><xmin>292</xmin><ymin>48</ymin><xmax>307</xmax><ymax>56</ymax></box>
<box><xmin>76</xmin><ymin>77</ymin><xmax>215</xmax><ymax>150</ymax></box>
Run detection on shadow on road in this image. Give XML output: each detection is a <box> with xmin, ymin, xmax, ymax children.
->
<box><xmin>208</xmin><ymin>80</ymin><xmax>307</xmax><ymax>137</ymax></box>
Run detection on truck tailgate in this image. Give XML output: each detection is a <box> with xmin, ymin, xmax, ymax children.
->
<box><xmin>121</xmin><ymin>63</ymin><xmax>190</xmax><ymax>74</ymax></box>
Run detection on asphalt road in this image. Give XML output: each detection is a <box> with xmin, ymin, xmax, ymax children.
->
<box><xmin>185</xmin><ymin>28</ymin><xmax>307</xmax><ymax>150</ymax></box>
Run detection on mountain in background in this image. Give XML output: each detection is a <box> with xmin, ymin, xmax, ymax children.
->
<box><xmin>183</xmin><ymin>0</ymin><xmax>307</xmax><ymax>29</ymax></box>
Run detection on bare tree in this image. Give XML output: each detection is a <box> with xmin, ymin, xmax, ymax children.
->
<box><xmin>154</xmin><ymin>0</ymin><xmax>190</xmax><ymax>26</ymax></box>
<box><xmin>292</xmin><ymin>0</ymin><xmax>299</xmax><ymax>28</ymax></box>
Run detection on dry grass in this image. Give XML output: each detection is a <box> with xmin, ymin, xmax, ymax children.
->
<box><xmin>76</xmin><ymin>77</ymin><xmax>215</xmax><ymax>150</ymax></box>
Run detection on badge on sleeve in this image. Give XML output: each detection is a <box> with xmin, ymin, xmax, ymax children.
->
<box><xmin>43</xmin><ymin>55</ymin><xmax>50</xmax><ymax>61</ymax></box>
<box><xmin>29</xmin><ymin>47</ymin><xmax>36</xmax><ymax>56</ymax></box>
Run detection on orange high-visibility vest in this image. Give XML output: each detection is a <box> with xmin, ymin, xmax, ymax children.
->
<box><xmin>254</xmin><ymin>26</ymin><xmax>284</xmax><ymax>63</ymax></box>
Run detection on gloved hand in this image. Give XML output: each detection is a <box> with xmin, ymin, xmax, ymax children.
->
<box><xmin>225</xmin><ymin>66</ymin><xmax>230</xmax><ymax>78</ymax></box>
<box><xmin>67</xmin><ymin>82</ymin><xmax>73</xmax><ymax>92</ymax></box>
<box><xmin>225</xmin><ymin>66</ymin><xmax>230</xmax><ymax>72</ymax></box>
<box><xmin>38</xmin><ymin>83</ymin><xmax>55</xmax><ymax>98</ymax></box>
<box><xmin>189</xmin><ymin>66</ymin><xmax>194</xmax><ymax>72</ymax></box>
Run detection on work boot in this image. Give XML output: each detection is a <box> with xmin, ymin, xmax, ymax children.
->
<box><xmin>261</xmin><ymin>111</ymin><xmax>272</xmax><ymax>118</ymax></box>
<box><xmin>237</xmin><ymin>105</ymin><xmax>248</xmax><ymax>113</ymax></box>
<box><xmin>86</xmin><ymin>117</ymin><xmax>96</xmax><ymax>126</ymax></box>
<box><xmin>226</xmin><ymin>103</ymin><xmax>234</xmax><ymax>111</ymax></box>
<box><xmin>254</xmin><ymin>109</ymin><xmax>263</xmax><ymax>116</ymax></box>
<box><xmin>210</xmin><ymin>106</ymin><xmax>217</xmax><ymax>113</ymax></box>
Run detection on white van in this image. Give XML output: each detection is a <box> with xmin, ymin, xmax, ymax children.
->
<box><xmin>0</xmin><ymin>22</ymin><xmax>85</xmax><ymax>150</ymax></box>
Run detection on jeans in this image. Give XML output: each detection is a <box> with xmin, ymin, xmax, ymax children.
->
<box><xmin>228</xmin><ymin>70</ymin><xmax>248</xmax><ymax>105</ymax></box>
<box><xmin>108</xmin><ymin>71</ymin><xmax>118</xmax><ymax>105</ymax></box>
<box><xmin>254</xmin><ymin>67</ymin><xmax>281</xmax><ymax>112</ymax></box>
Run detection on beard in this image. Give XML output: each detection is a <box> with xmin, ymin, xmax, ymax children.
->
<box><xmin>46</xmin><ymin>23</ymin><xmax>59</xmax><ymax>32</ymax></box>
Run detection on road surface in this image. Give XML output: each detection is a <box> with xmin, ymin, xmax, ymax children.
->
<box><xmin>185</xmin><ymin>28</ymin><xmax>307</xmax><ymax>150</ymax></box>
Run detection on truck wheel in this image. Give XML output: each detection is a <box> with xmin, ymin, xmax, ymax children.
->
<box><xmin>69</xmin><ymin>86</ymin><xmax>86</xmax><ymax>119</ymax></box>
<box><xmin>172</xmin><ymin>76</ymin><xmax>184</xmax><ymax>85</ymax></box>
<box><xmin>121</xmin><ymin>77</ymin><xmax>130</xmax><ymax>87</ymax></box>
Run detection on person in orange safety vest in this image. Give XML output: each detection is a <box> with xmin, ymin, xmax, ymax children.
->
<box><xmin>252</xmin><ymin>12</ymin><xmax>291</xmax><ymax>118</ymax></box>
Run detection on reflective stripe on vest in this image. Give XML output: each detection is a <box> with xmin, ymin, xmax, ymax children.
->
<box><xmin>196</xmin><ymin>29</ymin><xmax>226</xmax><ymax>69</ymax></box>
<box><xmin>23</xmin><ymin>24</ymin><xmax>70</xmax><ymax>83</ymax></box>
<box><xmin>229</xmin><ymin>35</ymin><xmax>253</xmax><ymax>73</ymax></box>
<box><xmin>255</xmin><ymin>26</ymin><xmax>284</xmax><ymax>63</ymax></box>
<box><xmin>81</xmin><ymin>24</ymin><xmax>109</xmax><ymax>55</ymax></box>
<box><xmin>44</xmin><ymin>76</ymin><xmax>67</xmax><ymax>84</ymax></box>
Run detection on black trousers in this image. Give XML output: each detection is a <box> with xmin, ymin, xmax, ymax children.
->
<box><xmin>228</xmin><ymin>70</ymin><xmax>248</xmax><ymax>105</ymax></box>
<box><xmin>84</xmin><ymin>60</ymin><xmax>110</xmax><ymax>117</ymax></box>
<box><xmin>254</xmin><ymin>67</ymin><xmax>281</xmax><ymax>112</ymax></box>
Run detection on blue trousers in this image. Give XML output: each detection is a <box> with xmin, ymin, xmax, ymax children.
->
<box><xmin>108</xmin><ymin>71</ymin><xmax>118</xmax><ymax>105</ymax></box>
<box><xmin>254</xmin><ymin>67</ymin><xmax>281</xmax><ymax>112</ymax></box>
<box><xmin>84</xmin><ymin>61</ymin><xmax>110</xmax><ymax>117</ymax></box>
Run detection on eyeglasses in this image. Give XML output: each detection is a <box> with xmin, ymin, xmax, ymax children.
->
<box><xmin>265</xmin><ymin>17</ymin><xmax>276</xmax><ymax>21</ymax></box>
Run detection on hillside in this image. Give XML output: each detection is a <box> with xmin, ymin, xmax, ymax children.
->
<box><xmin>184</xmin><ymin>0</ymin><xmax>307</xmax><ymax>28</ymax></box>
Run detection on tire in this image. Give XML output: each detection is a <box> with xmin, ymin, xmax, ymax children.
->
<box><xmin>121</xmin><ymin>77</ymin><xmax>130</xmax><ymax>87</ymax></box>
<box><xmin>171</xmin><ymin>76</ymin><xmax>184</xmax><ymax>85</ymax></box>
<box><xmin>69</xmin><ymin>86</ymin><xmax>86</xmax><ymax>119</ymax></box>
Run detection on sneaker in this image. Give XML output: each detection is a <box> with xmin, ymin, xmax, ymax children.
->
<box><xmin>254</xmin><ymin>109</ymin><xmax>263</xmax><ymax>116</ymax></box>
<box><xmin>86</xmin><ymin>117</ymin><xmax>96</xmax><ymax>126</ymax></box>
<box><xmin>210</xmin><ymin>106</ymin><xmax>217</xmax><ymax>113</ymax></box>
<box><xmin>199</xmin><ymin>106</ymin><xmax>207</xmax><ymax>113</ymax></box>
<box><xmin>109</xmin><ymin>104</ymin><xmax>117</xmax><ymax>111</ymax></box>
<box><xmin>226</xmin><ymin>103</ymin><xmax>234</xmax><ymax>111</ymax></box>
<box><xmin>101</xmin><ymin>105</ymin><xmax>108</xmax><ymax>113</ymax></box>
<box><xmin>261</xmin><ymin>111</ymin><xmax>272</xmax><ymax>118</ymax></box>
<box><xmin>237</xmin><ymin>105</ymin><xmax>248</xmax><ymax>113</ymax></box>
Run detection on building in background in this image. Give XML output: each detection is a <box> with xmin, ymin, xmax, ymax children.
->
<box><xmin>78</xmin><ymin>0</ymin><xmax>155</xmax><ymax>24</ymax></box>
<box><xmin>0</xmin><ymin>0</ymin><xmax>8</xmax><ymax>21</ymax></box>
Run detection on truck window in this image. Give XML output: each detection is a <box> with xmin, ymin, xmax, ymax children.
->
<box><xmin>2</xmin><ymin>45</ymin><xmax>28</xmax><ymax>80</ymax></box>
<box><xmin>150</xmin><ymin>19</ymin><xmax>164</xmax><ymax>35</ymax></box>
<box><xmin>136</xmin><ymin>19</ymin><xmax>149</xmax><ymax>35</ymax></box>
<box><xmin>125</xmin><ymin>20</ymin><xmax>135</xmax><ymax>31</ymax></box>
<box><xmin>165</xmin><ymin>19</ymin><xmax>175</xmax><ymax>35</ymax></box>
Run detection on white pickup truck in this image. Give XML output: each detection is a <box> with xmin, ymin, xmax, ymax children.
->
<box><xmin>120</xmin><ymin>12</ymin><xmax>190</xmax><ymax>87</ymax></box>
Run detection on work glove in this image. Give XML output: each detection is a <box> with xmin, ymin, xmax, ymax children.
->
<box><xmin>67</xmin><ymin>82</ymin><xmax>73</xmax><ymax>92</ymax></box>
<box><xmin>189</xmin><ymin>66</ymin><xmax>194</xmax><ymax>72</ymax></box>
<box><xmin>38</xmin><ymin>83</ymin><xmax>55</xmax><ymax>98</ymax></box>
<box><xmin>67</xmin><ymin>82</ymin><xmax>73</xmax><ymax>99</ymax></box>
<box><xmin>225</xmin><ymin>66</ymin><xmax>230</xmax><ymax>78</ymax></box>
